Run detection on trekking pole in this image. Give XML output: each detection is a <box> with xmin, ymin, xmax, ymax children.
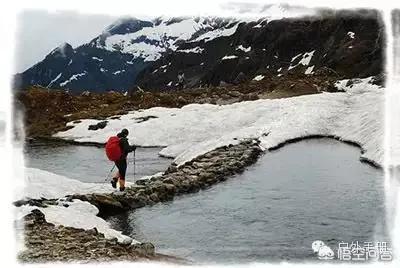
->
<box><xmin>133</xmin><ymin>150</ymin><xmax>136</xmax><ymax>182</ymax></box>
<box><xmin>104</xmin><ymin>164</ymin><xmax>116</xmax><ymax>182</ymax></box>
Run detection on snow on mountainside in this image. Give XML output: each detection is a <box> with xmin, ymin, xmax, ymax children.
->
<box><xmin>93</xmin><ymin>17</ymin><xmax>240</xmax><ymax>62</ymax></box>
<box><xmin>13</xmin><ymin>9</ymin><xmax>383</xmax><ymax>93</ymax></box>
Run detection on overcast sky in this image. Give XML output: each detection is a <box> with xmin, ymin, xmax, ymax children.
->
<box><xmin>14</xmin><ymin>10</ymin><xmax>119</xmax><ymax>72</ymax></box>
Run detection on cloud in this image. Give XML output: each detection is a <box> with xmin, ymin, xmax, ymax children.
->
<box><xmin>14</xmin><ymin>10</ymin><xmax>117</xmax><ymax>73</ymax></box>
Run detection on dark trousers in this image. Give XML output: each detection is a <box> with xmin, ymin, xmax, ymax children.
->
<box><xmin>115</xmin><ymin>158</ymin><xmax>127</xmax><ymax>181</ymax></box>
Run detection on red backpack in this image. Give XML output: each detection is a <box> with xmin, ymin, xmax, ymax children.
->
<box><xmin>105</xmin><ymin>136</ymin><xmax>122</xmax><ymax>161</ymax></box>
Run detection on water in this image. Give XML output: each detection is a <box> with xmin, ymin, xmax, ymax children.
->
<box><xmin>25</xmin><ymin>141</ymin><xmax>172</xmax><ymax>183</ymax></box>
<box><xmin>107</xmin><ymin>139</ymin><xmax>387</xmax><ymax>263</ymax></box>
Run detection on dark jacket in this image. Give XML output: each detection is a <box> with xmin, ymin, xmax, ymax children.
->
<box><xmin>117</xmin><ymin>135</ymin><xmax>136</xmax><ymax>158</ymax></box>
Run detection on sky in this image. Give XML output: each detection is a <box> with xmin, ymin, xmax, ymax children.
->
<box><xmin>14</xmin><ymin>10</ymin><xmax>118</xmax><ymax>72</ymax></box>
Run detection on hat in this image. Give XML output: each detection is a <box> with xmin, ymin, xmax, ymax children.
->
<box><xmin>120</xmin><ymin>128</ymin><xmax>129</xmax><ymax>137</ymax></box>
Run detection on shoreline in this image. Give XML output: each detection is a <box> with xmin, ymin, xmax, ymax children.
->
<box><xmin>268</xmin><ymin>135</ymin><xmax>381</xmax><ymax>169</ymax></box>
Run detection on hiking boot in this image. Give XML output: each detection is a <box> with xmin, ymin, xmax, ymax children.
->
<box><xmin>120</xmin><ymin>186</ymin><xmax>125</xmax><ymax>192</ymax></box>
<box><xmin>111</xmin><ymin>178</ymin><xmax>117</xmax><ymax>189</ymax></box>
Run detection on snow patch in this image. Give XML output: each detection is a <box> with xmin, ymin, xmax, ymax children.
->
<box><xmin>291</xmin><ymin>53</ymin><xmax>302</xmax><ymax>62</ymax></box>
<box><xmin>47</xmin><ymin>73</ymin><xmax>62</xmax><ymax>88</ymax></box>
<box><xmin>18</xmin><ymin>168</ymin><xmax>112</xmax><ymax>200</ymax></box>
<box><xmin>177</xmin><ymin>47</ymin><xmax>204</xmax><ymax>53</ymax></box>
<box><xmin>236</xmin><ymin>45</ymin><xmax>251</xmax><ymax>53</ymax></box>
<box><xmin>253</xmin><ymin>75</ymin><xmax>265</xmax><ymax>81</ymax></box>
<box><xmin>192</xmin><ymin>23</ymin><xmax>239</xmax><ymax>42</ymax></box>
<box><xmin>59</xmin><ymin>72</ymin><xmax>87</xmax><ymax>87</ymax></box>
<box><xmin>305</xmin><ymin>66</ymin><xmax>315</xmax><ymax>75</ymax></box>
<box><xmin>92</xmin><ymin>56</ymin><xmax>103</xmax><ymax>62</ymax></box>
<box><xmin>288</xmin><ymin>50</ymin><xmax>315</xmax><ymax>70</ymax></box>
<box><xmin>113</xmin><ymin>70</ymin><xmax>125</xmax><ymax>75</ymax></box>
<box><xmin>221</xmin><ymin>55</ymin><xmax>238</xmax><ymax>60</ymax></box>
<box><xmin>347</xmin><ymin>31</ymin><xmax>355</xmax><ymax>39</ymax></box>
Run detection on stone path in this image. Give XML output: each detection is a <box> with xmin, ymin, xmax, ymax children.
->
<box><xmin>71</xmin><ymin>140</ymin><xmax>263</xmax><ymax>216</ymax></box>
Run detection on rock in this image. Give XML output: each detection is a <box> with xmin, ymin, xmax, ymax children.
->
<box><xmin>133</xmin><ymin>243</ymin><xmax>155</xmax><ymax>256</ymax></box>
<box><xmin>91</xmin><ymin>194</ymin><xmax>125</xmax><ymax>215</ymax></box>
<box><xmin>219</xmin><ymin>81</ymin><xmax>233</xmax><ymax>87</ymax></box>
<box><xmin>165</xmin><ymin>164</ymin><xmax>178</xmax><ymax>174</ymax></box>
<box><xmin>233</xmin><ymin>72</ymin><xmax>246</xmax><ymax>85</ymax></box>
<box><xmin>120</xmin><ymin>236</ymin><xmax>133</xmax><ymax>245</ymax></box>
<box><xmin>228</xmin><ymin>90</ymin><xmax>241</xmax><ymax>97</ymax></box>
<box><xmin>80</xmin><ymin>91</ymin><xmax>91</xmax><ymax>97</ymax></box>
<box><xmin>135</xmin><ymin>179</ymin><xmax>149</xmax><ymax>186</ymax></box>
<box><xmin>86</xmin><ymin>228</ymin><xmax>98</xmax><ymax>236</ymax></box>
<box><xmin>370</xmin><ymin>74</ymin><xmax>385</xmax><ymax>86</ymax></box>
<box><xmin>88</xmin><ymin>121</ymin><xmax>108</xmax><ymax>131</ymax></box>
<box><xmin>163</xmin><ymin>183</ymin><xmax>177</xmax><ymax>194</ymax></box>
<box><xmin>149</xmin><ymin>193</ymin><xmax>160</xmax><ymax>203</ymax></box>
<box><xmin>313</xmin><ymin>66</ymin><xmax>339</xmax><ymax>77</ymax></box>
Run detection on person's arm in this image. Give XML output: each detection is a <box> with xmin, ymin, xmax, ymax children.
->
<box><xmin>120</xmin><ymin>138</ymin><xmax>136</xmax><ymax>153</ymax></box>
<box><xmin>129</xmin><ymin>144</ymin><xmax>136</xmax><ymax>152</ymax></box>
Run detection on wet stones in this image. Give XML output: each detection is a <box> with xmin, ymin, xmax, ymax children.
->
<box><xmin>71</xmin><ymin>139</ymin><xmax>263</xmax><ymax>217</ymax></box>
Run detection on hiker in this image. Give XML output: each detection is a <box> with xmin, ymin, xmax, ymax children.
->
<box><xmin>105</xmin><ymin>128</ymin><xmax>136</xmax><ymax>191</ymax></box>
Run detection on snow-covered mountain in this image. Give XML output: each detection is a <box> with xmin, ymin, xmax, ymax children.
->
<box><xmin>14</xmin><ymin>9</ymin><xmax>384</xmax><ymax>93</ymax></box>
<box><xmin>14</xmin><ymin>16</ymin><xmax>242</xmax><ymax>92</ymax></box>
<box><xmin>137</xmin><ymin>10</ymin><xmax>384</xmax><ymax>89</ymax></box>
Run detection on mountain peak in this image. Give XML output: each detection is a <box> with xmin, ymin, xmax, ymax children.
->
<box><xmin>104</xmin><ymin>17</ymin><xmax>153</xmax><ymax>35</ymax></box>
<box><xmin>49</xmin><ymin>42</ymin><xmax>73</xmax><ymax>58</ymax></box>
